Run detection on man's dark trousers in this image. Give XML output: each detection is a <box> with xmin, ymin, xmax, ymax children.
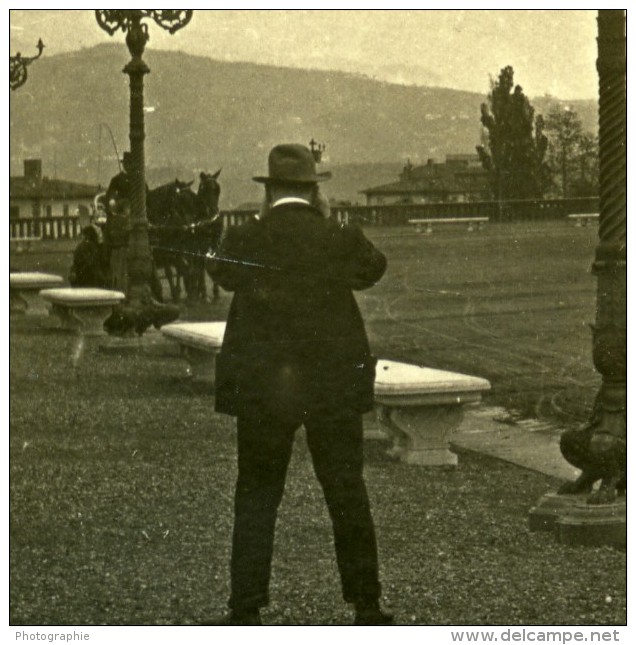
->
<box><xmin>229</xmin><ymin>411</ymin><xmax>381</xmax><ymax>610</ymax></box>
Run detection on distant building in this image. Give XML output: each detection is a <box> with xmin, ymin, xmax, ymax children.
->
<box><xmin>10</xmin><ymin>159</ymin><xmax>100</xmax><ymax>220</ymax></box>
<box><xmin>360</xmin><ymin>154</ymin><xmax>491</xmax><ymax>206</ymax></box>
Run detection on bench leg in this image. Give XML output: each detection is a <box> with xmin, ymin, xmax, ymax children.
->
<box><xmin>379</xmin><ymin>405</ymin><xmax>411</xmax><ymax>459</ymax></box>
<box><xmin>379</xmin><ymin>404</ymin><xmax>462</xmax><ymax>466</ymax></box>
<box><xmin>10</xmin><ymin>290</ymin><xmax>29</xmax><ymax>314</ymax></box>
<box><xmin>49</xmin><ymin>304</ymin><xmax>114</xmax><ymax>336</ymax></box>
<box><xmin>363</xmin><ymin>405</ymin><xmax>390</xmax><ymax>441</ymax></box>
<box><xmin>181</xmin><ymin>346</ymin><xmax>217</xmax><ymax>386</ymax></box>
<box><xmin>11</xmin><ymin>289</ymin><xmax>50</xmax><ymax>316</ymax></box>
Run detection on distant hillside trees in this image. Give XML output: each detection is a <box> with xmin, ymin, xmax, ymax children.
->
<box><xmin>544</xmin><ymin>105</ymin><xmax>599</xmax><ymax>198</ymax></box>
<box><xmin>476</xmin><ymin>66</ymin><xmax>549</xmax><ymax>200</ymax></box>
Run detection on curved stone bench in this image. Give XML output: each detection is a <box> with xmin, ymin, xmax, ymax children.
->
<box><xmin>567</xmin><ymin>213</ymin><xmax>599</xmax><ymax>227</ymax></box>
<box><xmin>10</xmin><ymin>272</ymin><xmax>64</xmax><ymax>315</ymax></box>
<box><xmin>374</xmin><ymin>359</ymin><xmax>491</xmax><ymax>466</ymax></box>
<box><xmin>39</xmin><ymin>288</ymin><xmax>126</xmax><ymax>335</ymax></box>
<box><xmin>161</xmin><ymin>322</ymin><xmax>226</xmax><ymax>383</ymax></box>
<box><xmin>408</xmin><ymin>217</ymin><xmax>489</xmax><ymax>234</ymax></box>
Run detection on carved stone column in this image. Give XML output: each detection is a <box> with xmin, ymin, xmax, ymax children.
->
<box><xmin>587</xmin><ymin>9</ymin><xmax>627</xmax><ymax>497</ymax></box>
<box><xmin>530</xmin><ymin>11</ymin><xmax>626</xmax><ymax>547</ymax></box>
<box><xmin>558</xmin><ymin>10</ymin><xmax>626</xmax><ymax>505</ymax></box>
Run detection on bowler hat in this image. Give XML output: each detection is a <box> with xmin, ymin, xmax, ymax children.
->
<box><xmin>253</xmin><ymin>143</ymin><xmax>331</xmax><ymax>184</ymax></box>
<box><xmin>121</xmin><ymin>152</ymin><xmax>132</xmax><ymax>165</ymax></box>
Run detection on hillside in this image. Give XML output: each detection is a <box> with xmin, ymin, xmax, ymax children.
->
<box><xmin>9</xmin><ymin>44</ymin><xmax>597</xmax><ymax>207</ymax></box>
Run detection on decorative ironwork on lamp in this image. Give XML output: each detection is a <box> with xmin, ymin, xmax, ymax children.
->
<box><xmin>10</xmin><ymin>39</ymin><xmax>44</xmax><ymax>91</ymax></box>
<box><xmin>95</xmin><ymin>9</ymin><xmax>193</xmax><ymax>36</ymax></box>
<box><xmin>309</xmin><ymin>138</ymin><xmax>326</xmax><ymax>163</ymax></box>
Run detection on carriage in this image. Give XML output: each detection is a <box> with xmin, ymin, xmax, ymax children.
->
<box><xmin>96</xmin><ymin>170</ymin><xmax>223</xmax><ymax>303</ymax></box>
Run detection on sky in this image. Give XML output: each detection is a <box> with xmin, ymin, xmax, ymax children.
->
<box><xmin>7</xmin><ymin>6</ymin><xmax>599</xmax><ymax>100</ymax></box>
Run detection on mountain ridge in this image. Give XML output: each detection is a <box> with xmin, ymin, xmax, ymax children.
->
<box><xmin>9</xmin><ymin>43</ymin><xmax>597</xmax><ymax>207</ymax></box>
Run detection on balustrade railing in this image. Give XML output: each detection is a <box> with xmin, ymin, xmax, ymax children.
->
<box><xmin>330</xmin><ymin>196</ymin><xmax>599</xmax><ymax>226</ymax></box>
<box><xmin>10</xmin><ymin>197</ymin><xmax>599</xmax><ymax>244</ymax></box>
<box><xmin>9</xmin><ymin>216</ymin><xmax>83</xmax><ymax>241</ymax></box>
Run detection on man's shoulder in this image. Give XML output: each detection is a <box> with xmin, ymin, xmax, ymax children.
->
<box><xmin>223</xmin><ymin>215</ymin><xmax>262</xmax><ymax>243</ymax></box>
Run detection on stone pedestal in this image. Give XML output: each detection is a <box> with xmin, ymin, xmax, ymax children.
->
<box><xmin>529</xmin><ymin>492</ymin><xmax>588</xmax><ymax>532</ymax></box>
<box><xmin>161</xmin><ymin>321</ymin><xmax>226</xmax><ymax>386</ymax></box>
<box><xmin>374</xmin><ymin>359</ymin><xmax>491</xmax><ymax>466</ymax></box>
<box><xmin>10</xmin><ymin>272</ymin><xmax>64</xmax><ymax>315</ymax></box>
<box><xmin>529</xmin><ymin>491</ymin><xmax>626</xmax><ymax>548</ymax></box>
<box><xmin>381</xmin><ymin>404</ymin><xmax>464</xmax><ymax>466</ymax></box>
<box><xmin>39</xmin><ymin>288</ymin><xmax>126</xmax><ymax>336</ymax></box>
<box><xmin>557</xmin><ymin>498</ymin><xmax>626</xmax><ymax>548</ymax></box>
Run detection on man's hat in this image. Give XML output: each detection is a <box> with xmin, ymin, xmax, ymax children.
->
<box><xmin>121</xmin><ymin>151</ymin><xmax>132</xmax><ymax>165</ymax></box>
<box><xmin>253</xmin><ymin>143</ymin><xmax>331</xmax><ymax>184</ymax></box>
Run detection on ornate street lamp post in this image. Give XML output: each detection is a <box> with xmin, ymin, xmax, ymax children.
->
<box><xmin>95</xmin><ymin>10</ymin><xmax>191</xmax><ymax>333</ymax></box>
<box><xmin>10</xmin><ymin>39</ymin><xmax>44</xmax><ymax>90</ymax></box>
<box><xmin>309</xmin><ymin>138</ymin><xmax>325</xmax><ymax>163</ymax></box>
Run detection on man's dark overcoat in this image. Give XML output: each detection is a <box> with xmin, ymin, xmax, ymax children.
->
<box><xmin>210</xmin><ymin>202</ymin><xmax>387</xmax><ymax>420</ymax></box>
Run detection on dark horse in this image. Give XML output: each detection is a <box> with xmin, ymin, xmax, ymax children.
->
<box><xmin>147</xmin><ymin>170</ymin><xmax>222</xmax><ymax>302</ymax></box>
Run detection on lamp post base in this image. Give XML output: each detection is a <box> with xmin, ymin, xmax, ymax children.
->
<box><xmin>557</xmin><ymin>497</ymin><xmax>626</xmax><ymax>548</ymax></box>
<box><xmin>529</xmin><ymin>491</ymin><xmax>626</xmax><ymax>548</ymax></box>
<box><xmin>104</xmin><ymin>297</ymin><xmax>180</xmax><ymax>338</ymax></box>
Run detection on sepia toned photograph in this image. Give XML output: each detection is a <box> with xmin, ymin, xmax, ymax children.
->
<box><xmin>8</xmin><ymin>5</ymin><xmax>627</xmax><ymax>637</ymax></box>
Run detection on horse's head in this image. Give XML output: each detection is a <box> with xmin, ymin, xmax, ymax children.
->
<box><xmin>174</xmin><ymin>178</ymin><xmax>194</xmax><ymax>194</ymax></box>
<box><xmin>197</xmin><ymin>169</ymin><xmax>221</xmax><ymax>217</ymax></box>
<box><xmin>148</xmin><ymin>179</ymin><xmax>194</xmax><ymax>225</ymax></box>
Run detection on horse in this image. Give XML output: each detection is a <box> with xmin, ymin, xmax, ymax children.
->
<box><xmin>180</xmin><ymin>170</ymin><xmax>223</xmax><ymax>301</ymax></box>
<box><xmin>147</xmin><ymin>170</ymin><xmax>222</xmax><ymax>302</ymax></box>
<box><xmin>147</xmin><ymin>179</ymin><xmax>195</xmax><ymax>302</ymax></box>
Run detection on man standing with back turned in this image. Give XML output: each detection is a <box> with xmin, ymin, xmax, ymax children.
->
<box><xmin>208</xmin><ymin>143</ymin><xmax>392</xmax><ymax>626</ymax></box>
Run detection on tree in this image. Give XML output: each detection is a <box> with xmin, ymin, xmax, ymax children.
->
<box><xmin>544</xmin><ymin>106</ymin><xmax>598</xmax><ymax>197</ymax></box>
<box><xmin>476</xmin><ymin>66</ymin><xmax>549</xmax><ymax>200</ymax></box>
<box><xmin>572</xmin><ymin>131</ymin><xmax>600</xmax><ymax>197</ymax></box>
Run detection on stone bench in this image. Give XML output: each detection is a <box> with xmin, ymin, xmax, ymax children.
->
<box><xmin>408</xmin><ymin>217</ymin><xmax>489</xmax><ymax>234</ymax></box>
<box><xmin>10</xmin><ymin>272</ymin><xmax>65</xmax><ymax>315</ymax></box>
<box><xmin>374</xmin><ymin>359</ymin><xmax>491</xmax><ymax>466</ymax></box>
<box><xmin>567</xmin><ymin>213</ymin><xmax>599</xmax><ymax>227</ymax></box>
<box><xmin>39</xmin><ymin>288</ymin><xmax>126</xmax><ymax>335</ymax></box>
<box><xmin>161</xmin><ymin>322</ymin><xmax>226</xmax><ymax>382</ymax></box>
<box><xmin>162</xmin><ymin>322</ymin><xmax>492</xmax><ymax>467</ymax></box>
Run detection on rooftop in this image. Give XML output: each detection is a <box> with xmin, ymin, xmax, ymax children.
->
<box><xmin>10</xmin><ymin>159</ymin><xmax>99</xmax><ymax>200</ymax></box>
<box><xmin>361</xmin><ymin>156</ymin><xmax>489</xmax><ymax>196</ymax></box>
<box><xmin>10</xmin><ymin>176</ymin><xmax>101</xmax><ymax>200</ymax></box>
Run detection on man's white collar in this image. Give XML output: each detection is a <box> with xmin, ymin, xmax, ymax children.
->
<box><xmin>270</xmin><ymin>197</ymin><xmax>311</xmax><ymax>208</ymax></box>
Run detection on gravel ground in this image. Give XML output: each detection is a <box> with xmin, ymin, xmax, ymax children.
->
<box><xmin>9</xmin><ymin>316</ymin><xmax>626</xmax><ymax>626</ymax></box>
